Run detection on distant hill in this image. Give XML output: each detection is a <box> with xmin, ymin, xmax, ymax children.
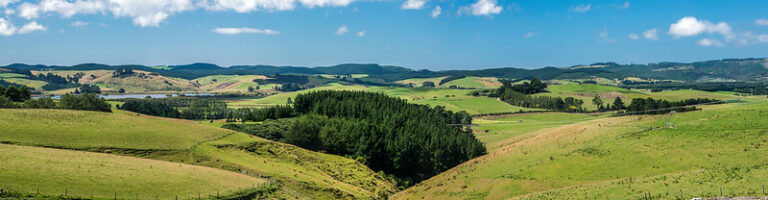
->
<box><xmin>3</xmin><ymin>58</ymin><xmax>767</xmax><ymax>82</ymax></box>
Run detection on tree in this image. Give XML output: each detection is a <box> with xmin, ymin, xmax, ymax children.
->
<box><xmin>422</xmin><ymin>81</ymin><xmax>436</xmax><ymax>88</ymax></box>
<box><xmin>118</xmin><ymin>88</ymin><xmax>126</xmax><ymax>93</ymax></box>
<box><xmin>0</xmin><ymin>96</ymin><xmax>15</xmax><ymax>108</ymax></box>
<box><xmin>286</xmin><ymin>97</ymin><xmax>293</xmax><ymax>105</ymax></box>
<box><xmin>248</xmin><ymin>86</ymin><xmax>255</xmax><ymax>92</ymax></box>
<box><xmin>612</xmin><ymin>97</ymin><xmax>625</xmax><ymax>110</ymax></box>
<box><xmin>60</xmin><ymin>93</ymin><xmax>111</xmax><ymax>112</ymax></box>
<box><xmin>592</xmin><ymin>96</ymin><xmax>604</xmax><ymax>110</ymax></box>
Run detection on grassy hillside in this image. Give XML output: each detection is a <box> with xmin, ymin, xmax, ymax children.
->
<box><xmin>440</xmin><ymin>76</ymin><xmax>502</xmax><ymax>89</ymax></box>
<box><xmin>0</xmin><ymin>144</ymin><xmax>264</xmax><ymax>199</ymax></box>
<box><xmin>0</xmin><ymin>109</ymin><xmax>229</xmax><ymax>150</ymax></box>
<box><xmin>193</xmin><ymin>75</ymin><xmax>274</xmax><ymax>93</ymax></box>
<box><xmin>0</xmin><ymin>108</ymin><xmax>396</xmax><ymax>199</ymax></box>
<box><xmin>473</xmin><ymin>112</ymin><xmax>602</xmax><ymax>150</ymax></box>
<box><xmin>412</xmin><ymin>97</ymin><xmax>540</xmax><ymax>115</ymax></box>
<box><xmin>394</xmin><ymin>97</ymin><xmax>768</xmax><ymax>199</ymax></box>
<box><xmin>395</xmin><ymin>76</ymin><xmax>448</xmax><ymax>87</ymax></box>
<box><xmin>32</xmin><ymin>70</ymin><xmax>197</xmax><ymax>93</ymax></box>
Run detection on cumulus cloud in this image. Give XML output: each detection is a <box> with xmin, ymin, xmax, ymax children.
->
<box><xmin>668</xmin><ymin>16</ymin><xmax>732</xmax><ymax>37</ymax></box>
<box><xmin>0</xmin><ymin>0</ymin><xmax>18</xmax><ymax>8</ymax></box>
<box><xmin>755</xmin><ymin>19</ymin><xmax>768</xmax><ymax>26</ymax></box>
<box><xmin>459</xmin><ymin>0</ymin><xmax>502</xmax><ymax>16</ymax></box>
<box><xmin>335</xmin><ymin>25</ymin><xmax>348</xmax><ymax>35</ymax></box>
<box><xmin>0</xmin><ymin>17</ymin><xmax>15</xmax><ymax>36</ymax></box>
<box><xmin>598</xmin><ymin>29</ymin><xmax>616</xmax><ymax>42</ymax></box>
<box><xmin>213</xmin><ymin>27</ymin><xmax>279</xmax><ymax>35</ymax></box>
<box><xmin>643</xmin><ymin>29</ymin><xmax>658</xmax><ymax>40</ymax></box>
<box><xmin>570</xmin><ymin>4</ymin><xmax>590</xmax><ymax>13</ymax></box>
<box><xmin>71</xmin><ymin>20</ymin><xmax>88</xmax><ymax>27</ymax></box>
<box><xmin>18</xmin><ymin>21</ymin><xmax>46</xmax><ymax>33</ymax></box>
<box><xmin>617</xmin><ymin>1</ymin><xmax>629</xmax><ymax>9</ymax></box>
<box><xmin>697</xmin><ymin>38</ymin><xmax>724</xmax><ymax>47</ymax></box>
<box><xmin>524</xmin><ymin>32</ymin><xmax>536</xmax><ymax>38</ymax></box>
<box><xmin>401</xmin><ymin>0</ymin><xmax>426</xmax><ymax>10</ymax></box>
<box><xmin>628</xmin><ymin>33</ymin><xmax>639</xmax><ymax>40</ymax></box>
<box><xmin>356</xmin><ymin>30</ymin><xmax>365</xmax><ymax>37</ymax></box>
<box><xmin>198</xmin><ymin>0</ymin><xmax>295</xmax><ymax>13</ymax></box>
<box><xmin>0</xmin><ymin>18</ymin><xmax>46</xmax><ymax>36</ymax></box>
<box><xmin>4</xmin><ymin>8</ymin><xmax>14</xmax><ymax>15</ymax></box>
<box><xmin>430</xmin><ymin>5</ymin><xmax>440</xmax><ymax>18</ymax></box>
<box><xmin>12</xmin><ymin>0</ymin><xmax>360</xmax><ymax>28</ymax></box>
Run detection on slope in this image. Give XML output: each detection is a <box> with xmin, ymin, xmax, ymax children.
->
<box><xmin>394</xmin><ymin>97</ymin><xmax>768</xmax><ymax>199</ymax></box>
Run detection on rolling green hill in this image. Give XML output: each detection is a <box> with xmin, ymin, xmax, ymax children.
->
<box><xmin>0</xmin><ymin>144</ymin><xmax>265</xmax><ymax>199</ymax></box>
<box><xmin>393</xmin><ymin>97</ymin><xmax>768</xmax><ymax>200</ymax></box>
<box><xmin>0</xmin><ymin>108</ymin><xmax>396</xmax><ymax>199</ymax></box>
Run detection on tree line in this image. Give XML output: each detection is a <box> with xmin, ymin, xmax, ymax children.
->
<box><xmin>623</xmin><ymin>97</ymin><xmax>719</xmax><ymax>115</ymax></box>
<box><xmin>117</xmin><ymin>98</ymin><xmax>294</xmax><ymax>121</ymax></box>
<box><xmin>120</xmin><ymin>90</ymin><xmax>486</xmax><ymax>186</ymax></box>
<box><xmin>489</xmin><ymin>79</ymin><xmax>585</xmax><ymax>112</ymax></box>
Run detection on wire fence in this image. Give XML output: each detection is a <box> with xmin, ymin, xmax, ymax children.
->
<box><xmin>0</xmin><ymin>182</ymin><xmax>276</xmax><ymax>200</ymax></box>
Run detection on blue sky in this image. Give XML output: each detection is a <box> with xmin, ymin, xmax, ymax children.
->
<box><xmin>1</xmin><ymin>0</ymin><xmax>768</xmax><ymax>70</ymax></box>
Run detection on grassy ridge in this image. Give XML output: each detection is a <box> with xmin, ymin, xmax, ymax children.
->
<box><xmin>0</xmin><ymin>108</ymin><xmax>396</xmax><ymax>199</ymax></box>
<box><xmin>394</xmin><ymin>97</ymin><xmax>768</xmax><ymax>199</ymax></box>
<box><xmin>0</xmin><ymin>144</ymin><xmax>264</xmax><ymax>199</ymax></box>
<box><xmin>0</xmin><ymin>109</ymin><xmax>229</xmax><ymax>150</ymax></box>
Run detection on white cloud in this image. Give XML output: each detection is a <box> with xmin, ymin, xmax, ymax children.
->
<box><xmin>523</xmin><ymin>32</ymin><xmax>536</xmax><ymax>38</ymax></box>
<box><xmin>618</xmin><ymin>1</ymin><xmax>629</xmax><ymax>9</ymax></box>
<box><xmin>430</xmin><ymin>5</ymin><xmax>440</xmax><ymax>18</ymax></box>
<box><xmin>757</xmin><ymin>34</ymin><xmax>768</xmax><ymax>43</ymax></box>
<box><xmin>755</xmin><ymin>19</ymin><xmax>768</xmax><ymax>26</ymax></box>
<box><xmin>0</xmin><ymin>0</ymin><xmax>18</xmax><ymax>8</ymax></box>
<box><xmin>4</xmin><ymin>8</ymin><xmax>13</xmax><ymax>15</ymax></box>
<box><xmin>356</xmin><ymin>30</ymin><xmax>365</xmax><ymax>37</ymax></box>
<box><xmin>0</xmin><ymin>17</ymin><xmax>16</xmax><ymax>36</ymax></box>
<box><xmin>570</xmin><ymin>4</ymin><xmax>590</xmax><ymax>13</ymax></box>
<box><xmin>18</xmin><ymin>21</ymin><xmax>46</xmax><ymax>34</ymax></box>
<box><xmin>335</xmin><ymin>25</ymin><xmax>348</xmax><ymax>35</ymax></box>
<box><xmin>643</xmin><ymin>29</ymin><xmax>658</xmax><ymax>40</ymax></box>
<box><xmin>0</xmin><ymin>18</ymin><xmax>46</xmax><ymax>36</ymax></box>
<box><xmin>697</xmin><ymin>38</ymin><xmax>724</xmax><ymax>47</ymax></box>
<box><xmin>213</xmin><ymin>27</ymin><xmax>279</xmax><ymax>35</ymax></box>
<box><xmin>401</xmin><ymin>0</ymin><xmax>426</xmax><ymax>10</ymax></box>
<box><xmin>598</xmin><ymin>29</ymin><xmax>616</xmax><ymax>42</ymax></box>
<box><xmin>198</xmin><ymin>0</ymin><xmax>295</xmax><ymax>13</ymax></box>
<box><xmin>459</xmin><ymin>0</ymin><xmax>501</xmax><ymax>16</ymax></box>
<box><xmin>71</xmin><ymin>20</ymin><xmax>89</xmax><ymax>27</ymax></box>
<box><xmin>628</xmin><ymin>33</ymin><xmax>639</xmax><ymax>40</ymax></box>
<box><xmin>668</xmin><ymin>16</ymin><xmax>732</xmax><ymax>37</ymax></box>
<box><xmin>298</xmin><ymin>0</ymin><xmax>355</xmax><ymax>8</ymax></box>
<box><xmin>108</xmin><ymin>0</ymin><xmax>195</xmax><ymax>27</ymax></box>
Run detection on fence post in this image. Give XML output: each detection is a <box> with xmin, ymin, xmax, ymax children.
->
<box><xmin>198</xmin><ymin>192</ymin><xmax>200</xmax><ymax>200</ymax></box>
<box><xmin>115</xmin><ymin>192</ymin><xmax>117</xmax><ymax>200</ymax></box>
<box><xmin>65</xmin><ymin>189</ymin><xmax>67</xmax><ymax>196</ymax></box>
<box><xmin>217</xmin><ymin>190</ymin><xmax>219</xmax><ymax>198</ymax></box>
<box><xmin>763</xmin><ymin>185</ymin><xmax>765</xmax><ymax>195</ymax></box>
<box><xmin>36</xmin><ymin>186</ymin><xmax>39</xmax><ymax>194</ymax></box>
<box><xmin>720</xmin><ymin>187</ymin><xmax>723</xmax><ymax>196</ymax></box>
<box><xmin>679</xmin><ymin>189</ymin><xmax>682</xmax><ymax>200</ymax></box>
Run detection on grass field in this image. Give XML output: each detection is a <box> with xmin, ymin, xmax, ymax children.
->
<box><xmin>0</xmin><ymin>144</ymin><xmax>264</xmax><ymax>199</ymax></box>
<box><xmin>412</xmin><ymin>97</ymin><xmax>540</xmax><ymax>115</ymax></box>
<box><xmin>1</xmin><ymin>78</ymin><xmax>48</xmax><ymax>89</ymax></box>
<box><xmin>0</xmin><ymin>73</ymin><xmax>27</xmax><ymax>78</ymax></box>
<box><xmin>32</xmin><ymin>70</ymin><xmax>198</xmax><ymax>93</ymax></box>
<box><xmin>395</xmin><ymin>76</ymin><xmax>448</xmax><ymax>87</ymax></box>
<box><xmin>473</xmin><ymin>112</ymin><xmax>602</xmax><ymax>150</ymax></box>
<box><xmin>0</xmin><ymin>109</ymin><xmax>229</xmax><ymax>150</ymax></box>
<box><xmin>394</xmin><ymin>97</ymin><xmax>768</xmax><ymax>200</ymax></box>
<box><xmin>440</xmin><ymin>76</ymin><xmax>502</xmax><ymax>89</ymax></box>
<box><xmin>193</xmin><ymin>75</ymin><xmax>272</xmax><ymax>93</ymax></box>
<box><xmin>0</xmin><ymin>108</ymin><xmax>396</xmax><ymax>199</ymax></box>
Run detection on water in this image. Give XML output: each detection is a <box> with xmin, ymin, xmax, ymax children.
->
<box><xmin>34</xmin><ymin>93</ymin><xmax>216</xmax><ymax>100</ymax></box>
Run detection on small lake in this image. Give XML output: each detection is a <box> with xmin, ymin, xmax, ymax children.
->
<box><xmin>34</xmin><ymin>93</ymin><xmax>216</xmax><ymax>100</ymax></box>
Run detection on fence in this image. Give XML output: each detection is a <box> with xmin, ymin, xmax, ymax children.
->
<box><xmin>0</xmin><ymin>182</ymin><xmax>275</xmax><ymax>200</ymax></box>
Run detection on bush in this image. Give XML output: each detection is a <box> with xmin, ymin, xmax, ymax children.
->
<box><xmin>60</xmin><ymin>93</ymin><xmax>112</xmax><ymax>112</ymax></box>
<box><xmin>22</xmin><ymin>98</ymin><xmax>57</xmax><ymax>109</ymax></box>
